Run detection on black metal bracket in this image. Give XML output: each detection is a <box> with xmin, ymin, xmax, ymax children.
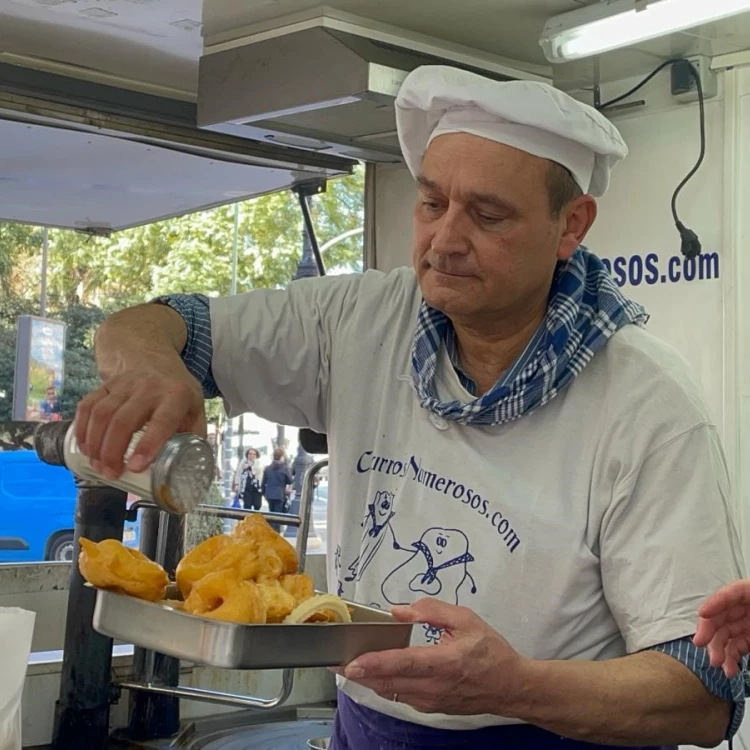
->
<box><xmin>293</xmin><ymin>178</ymin><xmax>327</xmax><ymax>199</ymax></box>
<box><xmin>292</xmin><ymin>180</ymin><xmax>327</xmax><ymax>276</ymax></box>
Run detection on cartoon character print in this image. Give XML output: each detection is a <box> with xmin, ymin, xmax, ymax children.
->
<box><xmin>344</xmin><ymin>490</ymin><xmax>397</xmax><ymax>583</ymax></box>
<box><xmin>381</xmin><ymin>527</ymin><xmax>477</xmax><ymax>606</ymax></box>
<box><xmin>334</xmin><ymin>545</ymin><xmax>343</xmax><ymax>597</ymax></box>
<box><xmin>423</xmin><ymin>624</ymin><xmax>444</xmax><ymax>645</ymax></box>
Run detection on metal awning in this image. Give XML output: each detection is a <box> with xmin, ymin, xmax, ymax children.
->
<box><xmin>0</xmin><ymin>63</ymin><xmax>356</xmax><ymax>232</ymax></box>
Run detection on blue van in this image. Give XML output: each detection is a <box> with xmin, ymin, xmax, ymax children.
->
<box><xmin>0</xmin><ymin>450</ymin><xmax>140</xmax><ymax>563</ymax></box>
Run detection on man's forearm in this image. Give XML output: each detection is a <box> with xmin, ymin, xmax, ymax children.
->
<box><xmin>94</xmin><ymin>304</ymin><xmax>188</xmax><ymax>379</ymax></box>
<box><xmin>511</xmin><ymin>651</ymin><xmax>729</xmax><ymax>747</ymax></box>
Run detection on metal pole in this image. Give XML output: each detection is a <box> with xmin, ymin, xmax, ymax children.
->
<box><xmin>119</xmin><ymin>510</ymin><xmax>182</xmax><ymax>742</ymax></box>
<box><xmin>33</xmin><ymin>421</ymin><xmax>126</xmax><ymax>749</ymax></box>
<box><xmin>40</xmin><ymin>227</ymin><xmax>49</xmax><ymax>317</ymax></box>
<box><xmin>54</xmin><ymin>483</ymin><xmax>127</xmax><ymax>749</ymax></box>
<box><xmin>222</xmin><ymin>203</ymin><xmax>240</xmax><ymax>503</ymax></box>
<box><xmin>295</xmin><ymin>193</ymin><xmax>325</xmax><ymax>276</ymax></box>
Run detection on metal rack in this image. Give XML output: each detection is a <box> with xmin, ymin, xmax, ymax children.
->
<box><xmin>31</xmin><ymin>419</ymin><xmax>331</xmax><ymax>747</ymax></box>
<box><xmin>117</xmin><ymin>457</ymin><xmax>329</xmax><ymax>711</ymax></box>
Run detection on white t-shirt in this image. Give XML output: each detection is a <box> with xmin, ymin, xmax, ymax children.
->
<box><xmin>210</xmin><ymin>267</ymin><xmax>744</xmax><ymax>730</ymax></box>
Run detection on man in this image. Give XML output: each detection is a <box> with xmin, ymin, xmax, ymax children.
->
<box><xmin>75</xmin><ymin>65</ymin><xmax>744</xmax><ymax>748</ymax></box>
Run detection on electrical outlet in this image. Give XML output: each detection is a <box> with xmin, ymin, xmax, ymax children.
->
<box><xmin>671</xmin><ymin>55</ymin><xmax>718</xmax><ymax>103</ymax></box>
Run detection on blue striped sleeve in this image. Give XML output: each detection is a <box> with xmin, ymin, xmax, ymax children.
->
<box><xmin>649</xmin><ymin>637</ymin><xmax>746</xmax><ymax>739</ymax></box>
<box><xmin>150</xmin><ymin>293</ymin><xmax>220</xmax><ymax>399</ymax></box>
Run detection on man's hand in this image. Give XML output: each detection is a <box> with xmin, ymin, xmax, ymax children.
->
<box><xmin>73</xmin><ymin>303</ymin><xmax>208</xmax><ymax>478</ymax></box>
<box><xmin>75</xmin><ymin>361</ymin><xmax>206</xmax><ymax>479</ymax></box>
<box><xmin>340</xmin><ymin>599</ymin><xmax>529</xmax><ymax>716</ymax></box>
<box><xmin>694</xmin><ymin>580</ymin><xmax>750</xmax><ymax>678</ymax></box>
<box><xmin>340</xmin><ymin>599</ymin><xmax>729</xmax><ymax>746</ymax></box>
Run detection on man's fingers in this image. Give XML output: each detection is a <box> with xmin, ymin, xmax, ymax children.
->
<box><xmin>723</xmin><ymin>641</ymin><xmax>743</xmax><ymax>676</ymax></box>
<box><xmin>692</xmin><ymin>617</ymin><xmax>717</xmax><ymax>648</ymax></box>
<box><xmin>392</xmin><ymin>598</ymin><xmax>476</xmax><ymax>631</ymax></box>
<box><xmin>186</xmin><ymin>409</ymin><xmax>208</xmax><ymax>440</ymax></box>
<box><xmin>706</xmin><ymin>626</ymin><xmax>731</xmax><ymax>668</ymax></box>
<box><xmin>343</xmin><ymin>647</ymin><xmax>438</xmax><ymax>680</ymax></box>
<box><xmin>97</xmin><ymin>398</ymin><xmax>163</xmax><ymax>476</ymax></box>
<box><xmin>349</xmin><ymin>676</ymin><xmax>439</xmax><ymax>699</ymax></box>
<box><xmin>695</xmin><ymin>613</ymin><xmax>750</xmax><ymax>651</ymax></box>
<box><xmin>698</xmin><ymin>581</ymin><xmax>750</xmax><ymax>618</ymax></box>
<box><xmin>82</xmin><ymin>391</ymin><xmax>130</xmax><ymax>467</ymax></box>
<box><xmin>128</xmin><ymin>399</ymin><xmax>203</xmax><ymax>472</ymax></box>
<box><xmin>74</xmin><ymin>388</ymin><xmax>109</xmax><ymax>451</ymax></box>
<box><xmin>722</xmin><ymin>635</ymin><xmax>750</xmax><ymax>678</ymax></box>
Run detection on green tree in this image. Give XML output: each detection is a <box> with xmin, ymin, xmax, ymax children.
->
<box><xmin>0</xmin><ymin>223</ymin><xmax>43</xmax><ymax>297</ymax></box>
<box><xmin>26</xmin><ymin>167</ymin><xmax>365</xmax><ymax>309</ymax></box>
<box><xmin>0</xmin><ymin>167</ymin><xmax>365</xmax><ymax>424</ymax></box>
<box><xmin>0</xmin><ymin>294</ymin><xmax>38</xmax><ymax>421</ymax></box>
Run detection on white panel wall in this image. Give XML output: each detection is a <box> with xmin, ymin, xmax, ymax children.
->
<box><xmin>369</xmin><ymin>66</ymin><xmax>750</xmax><ymax>749</ymax></box>
<box><xmin>370</xmin><ymin>164</ymin><xmax>416</xmax><ymax>273</ymax></box>
<box><xmin>730</xmin><ymin>65</ymin><xmax>750</xmax><ymax>750</ymax></box>
<box><xmin>586</xmin><ymin>78</ymin><xmax>726</xmax><ymax>435</ymax></box>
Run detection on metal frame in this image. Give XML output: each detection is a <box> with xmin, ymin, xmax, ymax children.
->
<box><xmin>0</xmin><ymin>62</ymin><xmax>356</xmax><ymax>175</ymax></box>
<box><xmin>293</xmin><ymin>180</ymin><xmax>327</xmax><ymax>276</ymax></box>
<box><xmin>116</xmin><ymin>457</ymin><xmax>328</xmax><ymax>711</ymax></box>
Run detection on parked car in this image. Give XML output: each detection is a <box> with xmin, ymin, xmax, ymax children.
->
<box><xmin>0</xmin><ymin>450</ymin><xmax>139</xmax><ymax>563</ymax></box>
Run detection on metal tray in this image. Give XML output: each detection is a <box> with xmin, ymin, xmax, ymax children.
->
<box><xmin>92</xmin><ymin>587</ymin><xmax>413</xmax><ymax>670</ymax></box>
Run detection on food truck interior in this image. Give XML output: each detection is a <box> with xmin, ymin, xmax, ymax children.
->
<box><xmin>2</xmin><ymin>0</ymin><xmax>750</xmax><ymax>748</ymax></box>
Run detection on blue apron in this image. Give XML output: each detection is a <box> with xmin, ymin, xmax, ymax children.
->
<box><xmin>331</xmin><ymin>691</ymin><xmax>677</xmax><ymax>750</ymax></box>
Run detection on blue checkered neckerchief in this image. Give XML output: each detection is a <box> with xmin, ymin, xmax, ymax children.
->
<box><xmin>410</xmin><ymin>247</ymin><xmax>649</xmax><ymax>426</ymax></box>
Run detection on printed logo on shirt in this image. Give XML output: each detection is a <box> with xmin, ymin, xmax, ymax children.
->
<box><xmin>355</xmin><ymin>450</ymin><xmax>521</xmax><ymax>553</ymax></box>
<box><xmin>344</xmin><ymin>490</ymin><xmax>397</xmax><ymax>583</ymax></box>
<box><xmin>334</xmin><ymin>545</ymin><xmax>344</xmax><ymax>597</ymax></box>
<box><xmin>423</xmin><ymin>624</ymin><xmax>444</xmax><ymax>645</ymax></box>
<box><xmin>341</xmin><ymin>492</ymin><xmax>479</xmax><ymax>617</ymax></box>
<box><xmin>381</xmin><ymin>526</ymin><xmax>477</xmax><ymax>606</ymax></box>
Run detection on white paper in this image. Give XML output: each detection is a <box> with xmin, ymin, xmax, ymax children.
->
<box><xmin>0</xmin><ymin>609</ymin><xmax>36</xmax><ymax>750</ymax></box>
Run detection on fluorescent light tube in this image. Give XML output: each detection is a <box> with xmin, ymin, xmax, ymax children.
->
<box><xmin>540</xmin><ymin>0</ymin><xmax>750</xmax><ymax>63</ymax></box>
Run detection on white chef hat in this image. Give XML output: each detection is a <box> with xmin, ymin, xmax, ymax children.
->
<box><xmin>395</xmin><ymin>65</ymin><xmax>628</xmax><ymax>197</ymax></box>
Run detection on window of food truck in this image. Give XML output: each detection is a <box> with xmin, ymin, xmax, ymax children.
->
<box><xmin>0</xmin><ymin>166</ymin><xmax>364</xmax><ymax>566</ymax></box>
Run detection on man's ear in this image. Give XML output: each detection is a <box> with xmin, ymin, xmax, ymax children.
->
<box><xmin>558</xmin><ymin>195</ymin><xmax>597</xmax><ymax>261</ymax></box>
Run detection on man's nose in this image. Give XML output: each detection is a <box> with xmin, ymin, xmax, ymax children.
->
<box><xmin>430</xmin><ymin>208</ymin><xmax>470</xmax><ymax>256</ymax></box>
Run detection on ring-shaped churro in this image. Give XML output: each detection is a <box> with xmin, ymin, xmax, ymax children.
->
<box><xmin>232</xmin><ymin>514</ymin><xmax>298</xmax><ymax>575</ymax></box>
<box><xmin>183</xmin><ymin>569</ymin><xmax>267</xmax><ymax>624</ymax></box>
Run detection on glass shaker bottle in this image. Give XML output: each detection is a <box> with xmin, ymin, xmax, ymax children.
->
<box><xmin>60</xmin><ymin>422</ymin><xmax>215</xmax><ymax>514</ymax></box>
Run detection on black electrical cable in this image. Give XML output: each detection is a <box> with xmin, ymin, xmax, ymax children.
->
<box><xmin>598</xmin><ymin>57</ymin><xmax>680</xmax><ymax>109</ymax></box>
<box><xmin>670</xmin><ymin>61</ymin><xmax>705</xmax><ymax>260</ymax></box>
<box><xmin>598</xmin><ymin>57</ymin><xmax>706</xmax><ymax>260</ymax></box>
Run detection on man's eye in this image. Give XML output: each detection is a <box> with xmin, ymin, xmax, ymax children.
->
<box><xmin>420</xmin><ymin>198</ymin><xmax>444</xmax><ymax>210</ymax></box>
<box><xmin>477</xmin><ymin>213</ymin><xmax>502</xmax><ymax>224</ymax></box>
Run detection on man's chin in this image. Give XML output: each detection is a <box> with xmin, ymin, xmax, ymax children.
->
<box><xmin>420</xmin><ymin>289</ymin><xmax>473</xmax><ymax>318</ymax></box>
<box><xmin>418</xmin><ymin>271</ymin><xmax>479</xmax><ymax>312</ymax></box>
